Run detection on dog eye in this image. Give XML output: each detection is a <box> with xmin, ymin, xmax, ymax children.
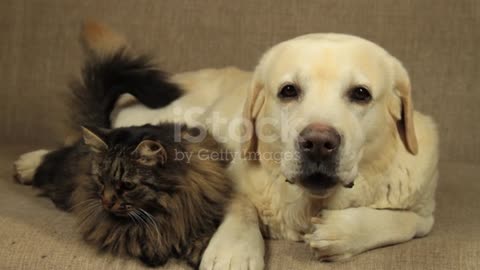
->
<box><xmin>278</xmin><ymin>84</ymin><xmax>300</xmax><ymax>100</ymax></box>
<box><xmin>348</xmin><ymin>86</ymin><xmax>372</xmax><ymax>103</ymax></box>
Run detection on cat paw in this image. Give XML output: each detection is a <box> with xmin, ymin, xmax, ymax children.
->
<box><xmin>13</xmin><ymin>149</ymin><xmax>49</xmax><ymax>185</ymax></box>
<box><xmin>139</xmin><ymin>254</ymin><xmax>168</xmax><ymax>267</ymax></box>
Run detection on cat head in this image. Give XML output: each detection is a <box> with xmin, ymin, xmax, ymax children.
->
<box><xmin>80</xmin><ymin>125</ymin><xmax>189</xmax><ymax>218</ymax></box>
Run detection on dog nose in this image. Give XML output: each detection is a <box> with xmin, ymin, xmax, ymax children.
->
<box><xmin>298</xmin><ymin>124</ymin><xmax>341</xmax><ymax>160</ymax></box>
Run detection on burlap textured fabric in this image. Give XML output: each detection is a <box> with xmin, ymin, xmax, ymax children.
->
<box><xmin>0</xmin><ymin>1</ymin><xmax>478</xmax><ymax>269</ymax></box>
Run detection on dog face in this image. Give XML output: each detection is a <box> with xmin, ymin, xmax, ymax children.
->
<box><xmin>242</xmin><ymin>34</ymin><xmax>417</xmax><ymax>197</ymax></box>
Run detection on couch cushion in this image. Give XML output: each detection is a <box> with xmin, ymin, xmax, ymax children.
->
<box><xmin>1</xmin><ymin>145</ymin><xmax>478</xmax><ymax>269</ymax></box>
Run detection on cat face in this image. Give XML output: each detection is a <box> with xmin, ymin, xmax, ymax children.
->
<box><xmin>82</xmin><ymin>126</ymin><xmax>184</xmax><ymax>218</ymax></box>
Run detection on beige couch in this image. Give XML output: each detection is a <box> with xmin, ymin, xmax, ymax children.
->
<box><xmin>1</xmin><ymin>0</ymin><xmax>479</xmax><ymax>269</ymax></box>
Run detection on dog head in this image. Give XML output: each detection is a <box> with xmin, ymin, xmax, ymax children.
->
<box><xmin>242</xmin><ymin>34</ymin><xmax>417</xmax><ymax>198</ymax></box>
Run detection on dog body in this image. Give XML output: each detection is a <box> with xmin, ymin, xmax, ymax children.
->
<box><xmin>112</xmin><ymin>34</ymin><xmax>438</xmax><ymax>269</ymax></box>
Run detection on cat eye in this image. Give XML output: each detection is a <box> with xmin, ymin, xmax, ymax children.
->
<box><xmin>278</xmin><ymin>84</ymin><xmax>300</xmax><ymax>100</ymax></box>
<box><xmin>122</xmin><ymin>182</ymin><xmax>136</xmax><ymax>191</ymax></box>
<box><xmin>95</xmin><ymin>178</ymin><xmax>105</xmax><ymax>188</ymax></box>
<box><xmin>348</xmin><ymin>86</ymin><xmax>372</xmax><ymax>104</ymax></box>
<box><xmin>96</xmin><ymin>184</ymin><xmax>104</xmax><ymax>196</ymax></box>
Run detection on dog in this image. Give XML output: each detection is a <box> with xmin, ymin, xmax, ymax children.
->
<box><xmin>83</xmin><ymin>24</ymin><xmax>441</xmax><ymax>269</ymax></box>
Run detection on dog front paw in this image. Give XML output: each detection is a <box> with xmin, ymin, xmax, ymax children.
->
<box><xmin>303</xmin><ymin>209</ymin><xmax>364</xmax><ymax>262</ymax></box>
<box><xmin>199</xmin><ymin>225</ymin><xmax>264</xmax><ymax>270</ymax></box>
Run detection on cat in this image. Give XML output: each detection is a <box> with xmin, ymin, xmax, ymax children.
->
<box><xmin>14</xmin><ymin>23</ymin><xmax>233</xmax><ymax>268</ymax></box>
<box><xmin>31</xmin><ymin>124</ymin><xmax>232</xmax><ymax>268</ymax></box>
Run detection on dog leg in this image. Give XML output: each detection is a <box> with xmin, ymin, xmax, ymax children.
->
<box><xmin>304</xmin><ymin>207</ymin><xmax>434</xmax><ymax>261</ymax></box>
<box><xmin>200</xmin><ymin>194</ymin><xmax>265</xmax><ymax>270</ymax></box>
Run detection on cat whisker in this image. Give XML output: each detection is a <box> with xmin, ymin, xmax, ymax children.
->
<box><xmin>138</xmin><ymin>208</ymin><xmax>160</xmax><ymax>241</ymax></box>
<box><xmin>78</xmin><ymin>210</ymin><xmax>103</xmax><ymax>234</ymax></box>
<box><xmin>131</xmin><ymin>210</ymin><xmax>155</xmax><ymax>239</ymax></box>
<box><xmin>76</xmin><ymin>202</ymin><xmax>102</xmax><ymax>228</ymax></box>
<box><xmin>75</xmin><ymin>200</ymin><xmax>100</xmax><ymax>217</ymax></box>
<box><xmin>69</xmin><ymin>198</ymin><xmax>99</xmax><ymax>212</ymax></box>
<box><xmin>75</xmin><ymin>204</ymin><xmax>97</xmax><ymax>220</ymax></box>
<box><xmin>131</xmin><ymin>210</ymin><xmax>149</xmax><ymax>229</ymax></box>
<box><xmin>127</xmin><ymin>212</ymin><xmax>140</xmax><ymax>227</ymax></box>
<box><xmin>133</xmin><ymin>209</ymin><xmax>158</xmax><ymax>241</ymax></box>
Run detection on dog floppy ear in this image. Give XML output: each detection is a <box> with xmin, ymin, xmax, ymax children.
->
<box><xmin>388</xmin><ymin>58</ymin><xmax>418</xmax><ymax>155</ymax></box>
<box><xmin>241</xmin><ymin>76</ymin><xmax>266</xmax><ymax>160</ymax></box>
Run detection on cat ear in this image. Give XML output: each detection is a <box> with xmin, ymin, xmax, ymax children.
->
<box><xmin>133</xmin><ymin>140</ymin><xmax>167</xmax><ymax>166</ymax></box>
<box><xmin>81</xmin><ymin>126</ymin><xmax>109</xmax><ymax>153</ymax></box>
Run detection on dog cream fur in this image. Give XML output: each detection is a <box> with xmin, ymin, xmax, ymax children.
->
<box><xmin>112</xmin><ymin>34</ymin><xmax>438</xmax><ymax>269</ymax></box>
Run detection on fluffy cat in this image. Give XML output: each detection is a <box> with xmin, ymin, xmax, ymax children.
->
<box><xmin>31</xmin><ymin>124</ymin><xmax>232</xmax><ymax>268</ymax></box>
<box><xmin>14</xmin><ymin>23</ymin><xmax>233</xmax><ymax>268</ymax></box>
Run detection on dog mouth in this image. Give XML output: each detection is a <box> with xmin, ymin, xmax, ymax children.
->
<box><xmin>299</xmin><ymin>172</ymin><xmax>338</xmax><ymax>196</ymax></box>
<box><xmin>287</xmin><ymin>171</ymin><xmax>354</xmax><ymax>197</ymax></box>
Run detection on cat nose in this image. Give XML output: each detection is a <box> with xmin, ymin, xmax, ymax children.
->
<box><xmin>102</xmin><ymin>195</ymin><xmax>116</xmax><ymax>209</ymax></box>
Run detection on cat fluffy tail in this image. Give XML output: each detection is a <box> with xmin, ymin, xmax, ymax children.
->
<box><xmin>69</xmin><ymin>21</ymin><xmax>184</xmax><ymax>129</ymax></box>
<box><xmin>82</xmin><ymin>20</ymin><xmax>128</xmax><ymax>58</ymax></box>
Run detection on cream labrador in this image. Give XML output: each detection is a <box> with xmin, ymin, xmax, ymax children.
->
<box><xmin>111</xmin><ymin>31</ymin><xmax>439</xmax><ymax>269</ymax></box>
<box><xmin>17</xmin><ymin>23</ymin><xmax>439</xmax><ymax>270</ymax></box>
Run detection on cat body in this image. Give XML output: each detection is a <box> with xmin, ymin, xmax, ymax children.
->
<box><xmin>33</xmin><ymin>124</ymin><xmax>232</xmax><ymax>267</ymax></box>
